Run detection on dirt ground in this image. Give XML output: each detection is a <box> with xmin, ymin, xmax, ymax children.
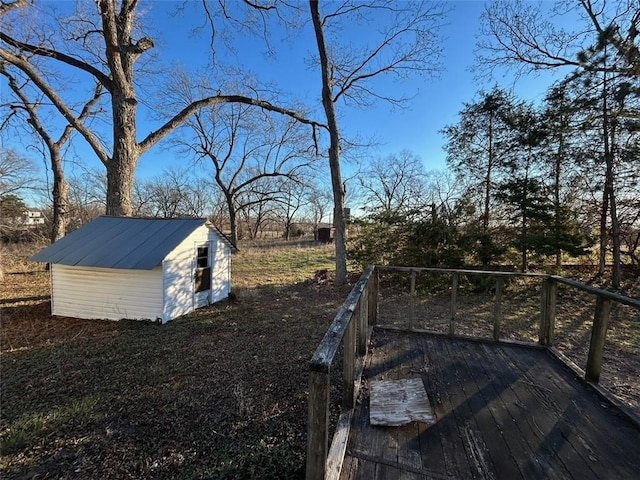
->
<box><xmin>1</xmin><ymin>246</ymin><xmax>348</xmax><ymax>479</ymax></box>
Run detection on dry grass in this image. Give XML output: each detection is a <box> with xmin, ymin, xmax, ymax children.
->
<box><xmin>1</xmin><ymin>242</ymin><xmax>345</xmax><ymax>479</ymax></box>
<box><xmin>232</xmin><ymin>242</ymin><xmax>336</xmax><ymax>289</ymax></box>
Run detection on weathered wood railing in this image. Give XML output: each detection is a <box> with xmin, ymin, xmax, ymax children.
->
<box><xmin>306</xmin><ymin>265</ymin><xmax>640</xmax><ymax>480</ymax></box>
<box><xmin>550</xmin><ymin>275</ymin><xmax>640</xmax><ymax>382</ymax></box>
<box><xmin>377</xmin><ymin>266</ymin><xmax>640</xmax><ymax>382</ymax></box>
<box><xmin>378</xmin><ymin>266</ymin><xmax>552</xmax><ymax>345</ymax></box>
<box><xmin>306</xmin><ymin>265</ymin><xmax>378</xmax><ymax>480</ymax></box>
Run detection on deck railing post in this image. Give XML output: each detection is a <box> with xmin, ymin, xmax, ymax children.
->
<box><xmin>410</xmin><ymin>270</ymin><xmax>416</xmax><ymax>330</ymax></box>
<box><xmin>449</xmin><ymin>273</ymin><xmax>458</xmax><ymax>336</ymax></box>
<box><xmin>493</xmin><ymin>276</ymin><xmax>504</xmax><ymax>342</ymax></box>
<box><xmin>306</xmin><ymin>368</ymin><xmax>329</xmax><ymax>480</ymax></box>
<box><xmin>539</xmin><ymin>277</ymin><xmax>558</xmax><ymax>346</ymax></box>
<box><xmin>585</xmin><ymin>295</ymin><xmax>612</xmax><ymax>383</ymax></box>
<box><xmin>358</xmin><ymin>284</ymin><xmax>368</xmax><ymax>355</ymax></box>
<box><xmin>343</xmin><ymin>308</ymin><xmax>357</xmax><ymax>409</ymax></box>
<box><xmin>368</xmin><ymin>268</ymin><xmax>379</xmax><ymax>326</ymax></box>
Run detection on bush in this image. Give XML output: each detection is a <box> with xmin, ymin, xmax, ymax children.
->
<box><xmin>348</xmin><ymin>210</ymin><xmax>467</xmax><ymax>269</ymax></box>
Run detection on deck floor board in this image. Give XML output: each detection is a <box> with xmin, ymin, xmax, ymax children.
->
<box><xmin>340</xmin><ymin>328</ymin><xmax>640</xmax><ymax>480</ymax></box>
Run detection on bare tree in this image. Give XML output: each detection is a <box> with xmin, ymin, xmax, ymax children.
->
<box><xmin>477</xmin><ymin>0</ymin><xmax>640</xmax><ymax>78</ymax></box>
<box><xmin>309</xmin><ymin>0</ymin><xmax>447</xmax><ymax>285</ymax></box>
<box><xmin>135</xmin><ymin>168</ymin><xmax>213</xmax><ymax>218</ymax></box>
<box><xmin>206</xmin><ymin>189</ymin><xmax>231</xmax><ymax>233</ymax></box>
<box><xmin>425</xmin><ymin>168</ymin><xmax>460</xmax><ymax>206</ymax></box>
<box><xmin>306</xmin><ymin>183</ymin><xmax>333</xmax><ymax>240</ymax></box>
<box><xmin>0</xmin><ymin>148</ymin><xmax>37</xmax><ymax>198</ymax></box>
<box><xmin>358</xmin><ymin>150</ymin><xmax>427</xmax><ymax>216</ymax></box>
<box><xmin>237</xmin><ymin>181</ymin><xmax>277</xmax><ymax>240</ymax></box>
<box><xmin>2</xmin><ymin>64</ymin><xmax>103</xmax><ymax>241</ymax></box>
<box><xmin>273</xmin><ymin>176</ymin><xmax>309</xmax><ymax>240</ymax></box>
<box><xmin>66</xmin><ymin>169</ymin><xmax>106</xmax><ymax>230</ymax></box>
<box><xmin>174</xmin><ymin>100</ymin><xmax>316</xmax><ymax>245</ymax></box>
<box><xmin>0</xmin><ymin>0</ymin><xmax>322</xmax><ymax>216</ymax></box>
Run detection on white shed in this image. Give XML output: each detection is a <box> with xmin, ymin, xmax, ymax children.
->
<box><xmin>30</xmin><ymin>216</ymin><xmax>235</xmax><ymax>323</ymax></box>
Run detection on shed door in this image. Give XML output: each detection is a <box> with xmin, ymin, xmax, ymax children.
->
<box><xmin>194</xmin><ymin>244</ymin><xmax>212</xmax><ymax>307</ymax></box>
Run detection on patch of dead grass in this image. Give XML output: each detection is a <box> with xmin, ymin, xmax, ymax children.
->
<box><xmin>0</xmin><ymin>241</ymin><xmax>346</xmax><ymax>479</ymax></box>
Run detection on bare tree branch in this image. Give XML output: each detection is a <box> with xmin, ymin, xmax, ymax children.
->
<box><xmin>477</xmin><ymin>0</ymin><xmax>640</xmax><ymax>78</ymax></box>
<box><xmin>0</xmin><ymin>50</ymin><xmax>111</xmax><ymax>165</ymax></box>
<box><xmin>139</xmin><ymin>94</ymin><xmax>326</xmax><ymax>155</ymax></box>
<box><xmin>0</xmin><ymin>32</ymin><xmax>113</xmax><ymax>89</ymax></box>
<box><xmin>0</xmin><ymin>0</ymin><xmax>30</xmax><ymax>17</ymax></box>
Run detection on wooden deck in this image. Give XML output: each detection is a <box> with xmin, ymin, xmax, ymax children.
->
<box><xmin>339</xmin><ymin>328</ymin><xmax>640</xmax><ymax>480</ymax></box>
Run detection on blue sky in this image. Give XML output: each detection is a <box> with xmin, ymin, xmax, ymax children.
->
<box><xmin>3</xmin><ymin>1</ymin><xmax>574</xmax><ymax>199</ymax></box>
<box><xmin>135</xmin><ymin>0</ymin><xmax>568</xmax><ymax>178</ymax></box>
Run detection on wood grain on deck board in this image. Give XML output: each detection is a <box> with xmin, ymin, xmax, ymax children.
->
<box><xmin>370</xmin><ymin>378</ymin><xmax>436</xmax><ymax>426</ymax></box>
<box><xmin>340</xmin><ymin>328</ymin><xmax>640</xmax><ymax>480</ymax></box>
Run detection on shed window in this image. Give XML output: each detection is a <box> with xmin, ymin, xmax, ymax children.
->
<box><xmin>195</xmin><ymin>246</ymin><xmax>211</xmax><ymax>293</ymax></box>
<box><xmin>197</xmin><ymin>247</ymin><xmax>209</xmax><ymax>268</ymax></box>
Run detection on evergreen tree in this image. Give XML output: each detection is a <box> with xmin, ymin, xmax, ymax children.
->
<box><xmin>441</xmin><ymin>87</ymin><xmax>518</xmax><ymax>266</ymax></box>
<box><xmin>565</xmin><ymin>31</ymin><xmax>640</xmax><ymax>288</ymax></box>
<box><xmin>540</xmin><ymin>84</ymin><xmax>593</xmax><ymax>268</ymax></box>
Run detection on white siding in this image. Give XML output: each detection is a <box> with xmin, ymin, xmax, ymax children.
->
<box><xmin>162</xmin><ymin>225</ymin><xmax>231</xmax><ymax>322</ymax></box>
<box><xmin>51</xmin><ymin>264</ymin><xmax>163</xmax><ymax>321</ymax></box>
<box><xmin>210</xmin><ymin>236</ymin><xmax>231</xmax><ymax>302</ymax></box>
<box><xmin>48</xmin><ymin>224</ymin><xmax>231</xmax><ymax>324</ymax></box>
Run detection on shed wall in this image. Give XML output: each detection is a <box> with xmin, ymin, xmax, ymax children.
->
<box><xmin>211</xmin><ymin>236</ymin><xmax>231</xmax><ymax>301</ymax></box>
<box><xmin>162</xmin><ymin>225</ymin><xmax>231</xmax><ymax>322</ymax></box>
<box><xmin>51</xmin><ymin>264</ymin><xmax>163</xmax><ymax>321</ymax></box>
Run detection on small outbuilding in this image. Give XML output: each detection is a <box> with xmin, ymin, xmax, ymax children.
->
<box><xmin>30</xmin><ymin>216</ymin><xmax>235</xmax><ymax>323</ymax></box>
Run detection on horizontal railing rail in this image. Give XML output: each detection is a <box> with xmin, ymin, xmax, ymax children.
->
<box><xmin>306</xmin><ymin>265</ymin><xmax>377</xmax><ymax>480</ymax></box>
<box><xmin>306</xmin><ymin>265</ymin><xmax>639</xmax><ymax>480</ymax></box>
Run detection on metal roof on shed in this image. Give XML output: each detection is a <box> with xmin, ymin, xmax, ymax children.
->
<box><xmin>30</xmin><ymin>216</ymin><xmax>216</xmax><ymax>269</ymax></box>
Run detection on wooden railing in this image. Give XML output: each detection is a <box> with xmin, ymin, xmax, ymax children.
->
<box><xmin>306</xmin><ymin>265</ymin><xmax>378</xmax><ymax>480</ymax></box>
<box><xmin>305</xmin><ymin>265</ymin><xmax>640</xmax><ymax>480</ymax></box>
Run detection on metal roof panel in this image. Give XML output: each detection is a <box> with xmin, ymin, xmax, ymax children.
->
<box><xmin>29</xmin><ymin>216</ymin><xmax>208</xmax><ymax>269</ymax></box>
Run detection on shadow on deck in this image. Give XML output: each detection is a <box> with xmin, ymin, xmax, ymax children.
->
<box><xmin>340</xmin><ymin>327</ymin><xmax>640</xmax><ymax>480</ymax></box>
<box><xmin>305</xmin><ymin>266</ymin><xmax>640</xmax><ymax>480</ymax></box>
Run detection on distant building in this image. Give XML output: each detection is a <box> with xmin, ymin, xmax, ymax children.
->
<box><xmin>24</xmin><ymin>211</ymin><xmax>45</xmax><ymax>226</ymax></box>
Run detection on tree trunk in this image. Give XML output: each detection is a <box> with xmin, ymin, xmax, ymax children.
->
<box><xmin>520</xmin><ymin>175</ymin><xmax>528</xmax><ymax>272</ymax></box>
<box><xmin>106</xmin><ymin>91</ymin><xmax>138</xmax><ymax>215</ymax></box>
<box><xmin>605</xmin><ymin>123</ymin><xmax>622</xmax><ymax>289</ymax></box>
<box><xmin>598</xmin><ymin>187</ymin><xmax>609</xmax><ymax>275</ymax></box>
<box><xmin>226</xmin><ymin>195</ymin><xmax>238</xmax><ymax>246</ymax></box>
<box><xmin>521</xmin><ymin>211</ymin><xmax>528</xmax><ymax>272</ymax></box>
<box><xmin>310</xmin><ymin>0</ymin><xmax>347</xmax><ymax>285</ymax></box>
<box><xmin>51</xmin><ymin>154</ymin><xmax>68</xmax><ymax>242</ymax></box>
<box><xmin>483</xmin><ymin>113</ymin><xmax>494</xmax><ymax>233</ymax></box>
<box><xmin>609</xmin><ymin>182</ymin><xmax>622</xmax><ymax>289</ymax></box>
<box><xmin>554</xmin><ymin>128</ymin><xmax>564</xmax><ymax>268</ymax></box>
<box><xmin>106</xmin><ymin>157</ymin><xmax>135</xmax><ymax>216</ymax></box>
<box><xmin>101</xmin><ymin>0</ymin><xmax>140</xmax><ymax>217</ymax></box>
<box><xmin>600</xmin><ymin>63</ymin><xmax>621</xmax><ymax>288</ymax></box>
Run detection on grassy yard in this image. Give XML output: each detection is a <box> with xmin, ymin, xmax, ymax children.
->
<box><xmin>2</xmin><ymin>242</ymin><xmax>639</xmax><ymax>479</ymax></box>
<box><xmin>1</xmin><ymin>242</ymin><xmax>346</xmax><ymax>479</ymax></box>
